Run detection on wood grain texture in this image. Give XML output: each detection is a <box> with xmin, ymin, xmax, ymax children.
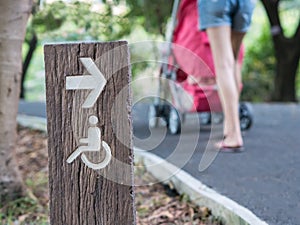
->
<box><xmin>44</xmin><ymin>42</ymin><xmax>135</xmax><ymax>225</ymax></box>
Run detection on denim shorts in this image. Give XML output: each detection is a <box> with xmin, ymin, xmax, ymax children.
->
<box><xmin>198</xmin><ymin>0</ymin><xmax>256</xmax><ymax>32</ymax></box>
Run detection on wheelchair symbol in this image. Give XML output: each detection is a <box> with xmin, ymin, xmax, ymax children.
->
<box><xmin>66</xmin><ymin>115</ymin><xmax>112</xmax><ymax>170</ymax></box>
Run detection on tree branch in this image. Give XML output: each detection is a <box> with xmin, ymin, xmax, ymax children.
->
<box><xmin>20</xmin><ymin>32</ymin><xmax>38</xmax><ymax>98</ymax></box>
<box><xmin>260</xmin><ymin>0</ymin><xmax>283</xmax><ymax>36</ymax></box>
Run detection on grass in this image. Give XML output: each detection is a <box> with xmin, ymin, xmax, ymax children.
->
<box><xmin>0</xmin><ymin>196</ymin><xmax>48</xmax><ymax>225</ymax></box>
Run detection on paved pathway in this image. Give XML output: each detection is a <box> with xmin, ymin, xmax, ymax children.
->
<box><xmin>18</xmin><ymin>100</ymin><xmax>300</xmax><ymax>225</ymax></box>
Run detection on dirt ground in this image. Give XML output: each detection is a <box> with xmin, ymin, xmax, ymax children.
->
<box><xmin>0</xmin><ymin>126</ymin><xmax>223</xmax><ymax>225</ymax></box>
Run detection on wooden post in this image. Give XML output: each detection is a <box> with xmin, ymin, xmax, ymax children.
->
<box><xmin>44</xmin><ymin>42</ymin><xmax>135</xmax><ymax>225</ymax></box>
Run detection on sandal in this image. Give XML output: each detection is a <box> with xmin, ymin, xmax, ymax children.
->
<box><xmin>219</xmin><ymin>144</ymin><xmax>244</xmax><ymax>153</ymax></box>
<box><xmin>216</xmin><ymin>136</ymin><xmax>244</xmax><ymax>153</ymax></box>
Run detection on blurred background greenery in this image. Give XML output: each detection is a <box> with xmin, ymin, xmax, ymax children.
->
<box><xmin>22</xmin><ymin>0</ymin><xmax>300</xmax><ymax>102</ymax></box>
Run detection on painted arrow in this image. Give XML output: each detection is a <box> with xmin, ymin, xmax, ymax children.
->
<box><xmin>66</xmin><ymin>58</ymin><xmax>107</xmax><ymax>108</ymax></box>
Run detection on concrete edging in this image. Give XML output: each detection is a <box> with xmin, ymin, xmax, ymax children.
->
<box><xmin>17</xmin><ymin>115</ymin><xmax>268</xmax><ymax>225</ymax></box>
<box><xmin>134</xmin><ymin>148</ymin><xmax>268</xmax><ymax>225</ymax></box>
<box><xmin>17</xmin><ymin>114</ymin><xmax>47</xmax><ymax>132</ymax></box>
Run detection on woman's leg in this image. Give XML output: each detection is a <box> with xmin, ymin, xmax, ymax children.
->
<box><xmin>231</xmin><ymin>30</ymin><xmax>246</xmax><ymax>95</ymax></box>
<box><xmin>206</xmin><ymin>26</ymin><xmax>243</xmax><ymax>147</ymax></box>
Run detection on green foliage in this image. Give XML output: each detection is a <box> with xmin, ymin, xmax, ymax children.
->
<box><xmin>241</xmin><ymin>1</ymin><xmax>300</xmax><ymax>101</ymax></box>
<box><xmin>32</xmin><ymin>1</ymin><xmax>66</xmax><ymax>33</ymax></box>
<box><xmin>241</xmin><ymin>22</ymin><xmax>276</xmax><ymax>102</ymax></box>
<box><xmin>30</xmin><ymin>1</ymin><xmax>132</xmax><ymax>41</ymax></box>
<box><xmin>25</xmin><ymin>0</ymin><xmax>300</xmax><ymax>103</ymax></box>
<box><xmin>106</xmin><ymin>0</ymin><xmax>173</xmax><ymax>36</ymax></box>
<box><xmin>24</xmin><ymin>45</ymin><xmax>45</xmax><ymax>101</ymax></box>
<box><xmin>1</xmin><ymin>197</ymin><xmax>37</xmax><ymax>218</ymax></box>
<box><xmin>25</xmin><ymin>0</ymin><xmax>174</xmax><ymax>43</ymax></box>
<box><xmin>0</xmin><ymin>197</ymin><xmax>48</xmax><ymax>225</ymax></box>
<box><xmin>279</xmin><ymin>0</ymin><xmax>300</xmax><ymax>38</ymax></box>
<box><xmin>0</xmin><ymin>171</ymin><xmax>49</xmax><ymax>224</ymax></box>
<box><xmin>126</xmin><ymin>0</ymin><xmax>173</xmax><ymax>36</ymax></box>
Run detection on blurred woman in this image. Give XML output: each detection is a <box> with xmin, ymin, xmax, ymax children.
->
<box><xmin>198</xmin><ymin>0</ymin><xmax>256</xmax><ymax>151</ymax></box>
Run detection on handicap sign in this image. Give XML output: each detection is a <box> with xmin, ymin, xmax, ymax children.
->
<box><xmin>66</xmin><ymin>115</ymin><xmax>112</xmax><ymax>170</ymax></box>
<box><xmin>65</xmin><ymin>58</ymin><xmax>112</xmax><ymax>170</ymax></box>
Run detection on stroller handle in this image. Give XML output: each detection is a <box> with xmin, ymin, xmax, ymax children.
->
<box><xmin>163</xmin><ymin>0</ymin><xmax>181</xmax><ymax>75</ymax></box>
<box><xmin>166</xmin><ymin>0</ymin><xmax>181</xmax><ymax>44</ymax></box>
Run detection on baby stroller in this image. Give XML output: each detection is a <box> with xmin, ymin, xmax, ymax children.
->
<box><xmin>148</xmin><ymin>0</ymin><xmax>253</xmax><ymax>134</ymax></box>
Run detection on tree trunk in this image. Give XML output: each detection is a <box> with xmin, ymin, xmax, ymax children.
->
<box><xmin>261</xmin><ymin>0</ymin><xmax>300</xmax><ymax>102</ymax></box>
<box><xmin>0</xmin><ymin>0</ymin><xmax>32</xmax><ymax>205</ymax></box>
<box><xmin>20</xmin><ymin>32</ymin><xmax>38</xmax><ymax>99</ymax></box>
<box><xmin>273</xmin><ymin>35</ymin><xmax>300</xmax><ymax>101</ymax></box>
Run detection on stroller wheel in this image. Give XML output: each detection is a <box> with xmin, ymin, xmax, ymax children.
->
<box><xmin>181</xmin><ymin>113</ymin><xmax>186</xmax><ymax>124</ymax></box>
<box><xmin>239</xmin><ymin>102</ymin><xmax>253</xmax><ymax>131</ymax></box>
<box><xmin>148</xmin><ymin>104</ymin><xmax>159</xmax><ymax>128</ymax></box>
<box><xmin>167</xmin><ymin>107</ymin><xmax>181</xmax><ymax>135</ymax></box>
<box><xmin>199</xmin><ymin>112</ymin><xmax>211</xmax><ymax>125</ymax></box>
<box><xmin>212</xmin><ymin>113</ymin><xmax>223</xmax><ymax>124</ymax></box>
<box><xmin>240</xmin><ymin>116</ymin><xmax>252</xmax><ymax>131</ymax></box>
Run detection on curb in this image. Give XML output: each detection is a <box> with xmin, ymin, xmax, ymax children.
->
<box><xmin>17</xmin><ymin>115</ymin><xmax>268</xmax><ymax>225</ymax></box>
<box><xmin>134</xmin><ymin>149</ymin><xmax>268</xmax><ymax>225</ymax></box>
<box><xmin>17</xmin><ymin>114</ymin><xmax>47</xmax><ymax>132</ymax></box>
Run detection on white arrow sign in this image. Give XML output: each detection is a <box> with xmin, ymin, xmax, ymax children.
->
<box><xmin>66</xmin><ymin>57</ymin><xmax>107</xmax><ymax>108</ymax></box>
